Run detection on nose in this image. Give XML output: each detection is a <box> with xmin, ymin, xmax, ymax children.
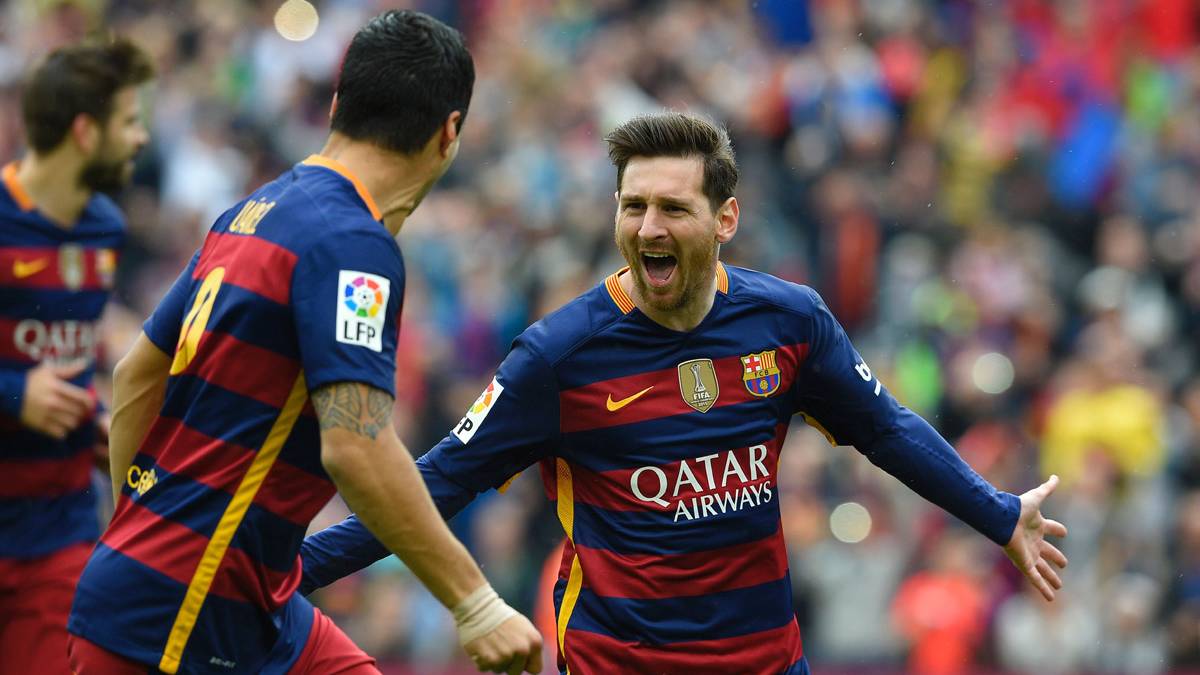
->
<box><xmin>638</xmin><ymin>206</ymin><xmax>670</xmax><ymax>241</ymax></box>
<box><xmin>134</xmin><ymin>123</ymin><xmax>150</xmax><ymax>151</ymax></box>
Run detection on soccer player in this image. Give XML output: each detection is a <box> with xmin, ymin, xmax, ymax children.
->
<box><xmin>0</xmin><ymin>39</ymin><xmax>153</xmax><ymax>675</ymax></box>
<box><xmin>67</xmin><ymin>11</ymin><xmax>541</xmax><ymax>675</ymax></box>
<box><xmin>299</xmin><ymin>112</ymin><xmax>1070</xmax><ymax>674</ymax></box>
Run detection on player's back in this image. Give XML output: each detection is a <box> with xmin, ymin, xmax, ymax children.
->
<box><xmin>70</xmin><ymin>156</ymin><xmax>404</xmax><ymax>674</ymax></box>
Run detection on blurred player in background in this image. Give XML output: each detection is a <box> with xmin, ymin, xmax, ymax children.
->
<box><xmin>0</xmin><ymin>38</ymin><xmax>152</xmax><ymax>675</ymax></box>
<box><xmin>300</xmin><ymin>112</ymin><xmax>1069</xmax><ymax>674</ymax></box>
<box><xmin>67</xmin><ymin>10</ymin><xmax>540</xmax><ymax>675</ymax></box>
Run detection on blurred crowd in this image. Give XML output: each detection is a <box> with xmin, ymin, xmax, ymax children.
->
<box><xmin>3</xmin><ymin>0</ymin><xmax>1199</xmax><ymax>673</ymax></box>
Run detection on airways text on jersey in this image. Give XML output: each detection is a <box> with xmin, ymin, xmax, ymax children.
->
<box><xmin>629</xmin><ymin>444</ymin><xmax>774</xmax><ymax>522</ymax></box>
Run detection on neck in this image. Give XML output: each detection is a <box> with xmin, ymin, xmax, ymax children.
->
<box><xmin>16</xmin><ymin>150</ymin><xmax>90</xmax><ymax>228</ymax></box>
<box><xmin>619</xmin><ymin>266</ymin><xmax>719</xmax><ymax>332</ymax></box>
<box><xmin>317</xmin><ymin>134</ymin><xmax>433</xmax><ymax>236</ymax></box>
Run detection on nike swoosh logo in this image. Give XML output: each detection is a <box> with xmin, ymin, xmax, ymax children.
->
<box><xmin>606</xmin><ymin>386</ymin><xmax>654</xmax><ymax>412</ymax></box>
<box><xmin>13</xmin><ymin>258</ymin><xmax>49</xmax><ymax>279</ymax></box>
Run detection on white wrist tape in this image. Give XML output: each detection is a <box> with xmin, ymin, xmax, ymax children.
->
<box><xmin>452</xmin><ymin>584</ymin><xmax>517</xmax><ymax>646</ymax></box>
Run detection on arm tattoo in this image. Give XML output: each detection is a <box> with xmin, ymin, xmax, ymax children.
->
<box><xmin>312</xmin><ymin>382</ymin><xmax>393</xmax><ymax>440</ymax></box>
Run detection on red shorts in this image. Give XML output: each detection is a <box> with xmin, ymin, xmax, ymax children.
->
<box><xmin>0</xmin><ymin>541</ymin><xmax>91</xmax><ymax>675</ymax></box>
<box><xmin>66</xmin><ymin>606</ymin><xmax>379</xmax><ymax>674</ymax></box>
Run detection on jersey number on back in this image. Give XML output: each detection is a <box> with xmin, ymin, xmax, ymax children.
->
<box><xmin>170</xmin><ymin>267</ymin><xmax>225</xmax><ymax>375</ymax></box>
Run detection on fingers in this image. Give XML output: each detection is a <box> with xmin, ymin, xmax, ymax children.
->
<box><xmin>1036</xmin><ymin>559</ymin><xmax>1063</xmax><ymax>591</ymax></box>
<box><xmin>1026</xmin><ymin>563</ymin><xmax>1056</xmax><ymax>602</ymax></box>
<box><xmin>49</xmin><ymin>359</ymin><xmax>89</xmax><ymax>380</ymax></box>
<box><xmin>1041</xmin><ymin>540</ymin><xmax>1068</xmax><ymax>569</ymax></box>
<box><xmin>54</xmin><ymin>378</ymin><xmax>95</xmax><ymax>413</ymax></box>
<box><xmin>465</xmin><ymin>628</ymin><xmax>542</xmax><ymax>674</ymax></box>
<box><xmin>1032</xmin><ymin>474</ymin><xmax>1059</xmax><ymax>503</ymax></box>
<box><xmin>526</xmin><ymin>638</ymin><xmax>543</xmax><ymax>673</ymax></box>
<box><xmin>1042</xmin><ymin>517</ymin><xmax>1067</xmax><ymax>539</ymax></box>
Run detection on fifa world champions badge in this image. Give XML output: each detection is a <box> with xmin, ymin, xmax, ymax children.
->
<box><xmin>677</xmin><ymin>358</ymin><xmax>719</xmax><ymax>412</ymax></box>
<box><xmin>59</xmin><ymin>243</ymin><xmax>85</xmax><ymax>291</ymax></box>
<box><xmin>741</xmin><ymin>349</ymin><xmax>781</xmax><ymax>397</ymax></box>
<box><xmin>335</xmin><ymin>270</ymin><xmax>389</xmax><ymax>351</ymax></box>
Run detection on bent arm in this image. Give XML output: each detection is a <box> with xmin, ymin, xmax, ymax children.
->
<box><xmin>109</xmin><ymin>333</ymin><xmax>171</xmax><ymax>505</ymax></box>
<box><xmin>300</xmin><ymin>453</ymin><xmax>476</xmax><ymax>594</ymax></box>
<box><xmin>315</xmin><ymin>380</ymin><xmax>488</xmax><ymax>610</ymax></box>
<box><xmin>302</xmin><ymin>339</ymin><xmax>559</xmax><ymax>594</ymax></box>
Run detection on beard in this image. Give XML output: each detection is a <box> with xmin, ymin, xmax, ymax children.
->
<box><xmin>79</xmin><ymin>150</ymin><xmax>134</xmax><ymax>193</ymax></box>
<box><xmin>618</xmin><ymin>231</ymin><xmax>719</xmax><ymax>313</ymax></box>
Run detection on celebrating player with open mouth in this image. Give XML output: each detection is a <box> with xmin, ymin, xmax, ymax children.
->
<box><xmin>301</xmin><ymin>112</ymin><xmax>1068</xmax><ymax>674</ymax></box>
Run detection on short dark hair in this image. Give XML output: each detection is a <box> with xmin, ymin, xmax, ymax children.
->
<box><xmin>604</xmin><ymin>112</ymin><xmax>739</xmax><ymax>212</ymax></box>
<box><xmin>21</xmin><ymin>38</ymin><xmax>154</xmax><ymax>153</ymax></box>
<box><xmin>332</xmin><ymin>10</ymin><xmax>475</xmax><ymax>154</ymax></box>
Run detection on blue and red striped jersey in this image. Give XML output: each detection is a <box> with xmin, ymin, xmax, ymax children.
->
<box><xmin>301</xmin><ymin>264</ymin><xmax>1021</xmax><ymax>675</ymax></box>
<box><xmin>0</xmin><ymin>161</ymin><xmax>123</xmax><ymax>560</ymax></box>
<box><xmin>69</xmin><ymin>156</ymin><xmax>404</xmax><ymax>674</ymax></box>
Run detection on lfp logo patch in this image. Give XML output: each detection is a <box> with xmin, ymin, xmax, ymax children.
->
<box><xmin>453</xmin><ymin>376</ymin><xmax>504</xmax><ymax>444</ymax></box>
<box><xmin>336</xmin><ymin>270</ymin><xmax>389</xmax><ymax>351</ymax></box>
<box><xmin>741</xmin><ymin>349</ymin><xmax>781</xmax><ymax>397</ymax></box>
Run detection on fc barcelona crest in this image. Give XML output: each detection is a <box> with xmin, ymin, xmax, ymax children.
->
<box><xmin>97</xmin><ymin>248</ymin><xmax>117</xmax><ymax>289</ymax></box>
<box><xmin>677</xmin><ymin>358</ymin><xmax>719</xmax><ymax>413</ymax></box>
<box><xmin>742</xmin><ymin>349</ymin><xmax>781</xmax><ymax>397</ymax></box>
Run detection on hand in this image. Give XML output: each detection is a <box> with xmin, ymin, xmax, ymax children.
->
<box><xmin>19</xmin><ymin>361</ymin><xmax>92</xmax><ymax>439</ymax></box>
<box><xmin>464</xmin><ymin>614</ymin><xmax>544</xmax><ymax>675</ymax></box>
<box><xmin>1004</xmin><ymin>474</ymin><xmax>1069</xmax><ymax>601</ymax></box>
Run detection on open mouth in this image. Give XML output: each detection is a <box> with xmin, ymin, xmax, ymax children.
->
<box><xmin>642</xmin><ymin>252</ymin><xmax>677</xmax><ymax>287</ymax></box>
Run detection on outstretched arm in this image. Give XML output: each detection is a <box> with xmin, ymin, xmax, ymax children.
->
<box><xmin>796</xmin><ymin>286</ymin><xmax>1067</xmax><ymax>598</ymax></box>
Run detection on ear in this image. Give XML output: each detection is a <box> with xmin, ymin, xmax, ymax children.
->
<box><xmin>439</xmin><ymin>111</ymin><xmax>462</xmax><ymax>157</ymax></box>
<box><xmin>70</xmin><ymin>113</ymin><xmax>100</xmax><ymax>154</ymax></box>
<box><xmin>715</xmin><ymin>197</ymin><xmax>739</xmax><ymax>244</ymax></box>
<box><xmin>328</xmin><ymin>93</ymin><xmax>338</xmax><ymax>122</ymax></box>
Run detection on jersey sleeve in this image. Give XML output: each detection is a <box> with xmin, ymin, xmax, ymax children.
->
<box><xmin>291</xmin><ymin>229</ymin><xmax>403</xmax><ymax>395</ymax></box>
<box><xmin>299</xmin><ymin>336</ymin><xmax>560</xmax><ymax>593</ymax></box>
<box><xmin>418</xmin><ymin>338</ymin><xmax>560</xmax><ymax>513</ymax></box>
<box><xmin>794</xmin><ymin>287</ymin><xmax>1020</xmax><ymax>545</ymax></box>
<box><xmin>142</xmin><ymin>250</ymin><xmax>201</xmax><ymax>355</ymax></box>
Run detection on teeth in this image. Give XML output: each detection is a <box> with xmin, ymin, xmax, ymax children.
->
<box><xmin>644</xmin><ymin>253</ymin><xmax>672</xmax><ymax>258</ymax></box>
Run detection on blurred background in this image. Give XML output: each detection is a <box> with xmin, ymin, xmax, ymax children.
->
<box><xmin>3</xmin><ymin>0</ymin><xmax>1199</xmax><ymax>673</ymax></box>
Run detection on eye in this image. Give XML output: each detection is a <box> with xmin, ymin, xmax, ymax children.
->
<box><xmin>664</xmin><ymin>204</ymin><xmax>686</xmax><ymax>214</ymax></box>
<box><xmin>624</xmin><ymin>201</ymin><xmax>645</xmax><ymax>211</ymax></box>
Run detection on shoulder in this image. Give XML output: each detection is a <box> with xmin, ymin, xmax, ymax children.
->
<box><xmin>282</xmin><ymin>169</ymin><xmax>400</xmax><ymax>262</ymax></box>
<box><xmin>723</xmin><ymin>264</ymin><xmax>824</xmax><ymax>318</ymax></box>
<box><xmin>514</xmin><ymin>279</ymin><xmax>628</xmax><ymax>365</ymax></box>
